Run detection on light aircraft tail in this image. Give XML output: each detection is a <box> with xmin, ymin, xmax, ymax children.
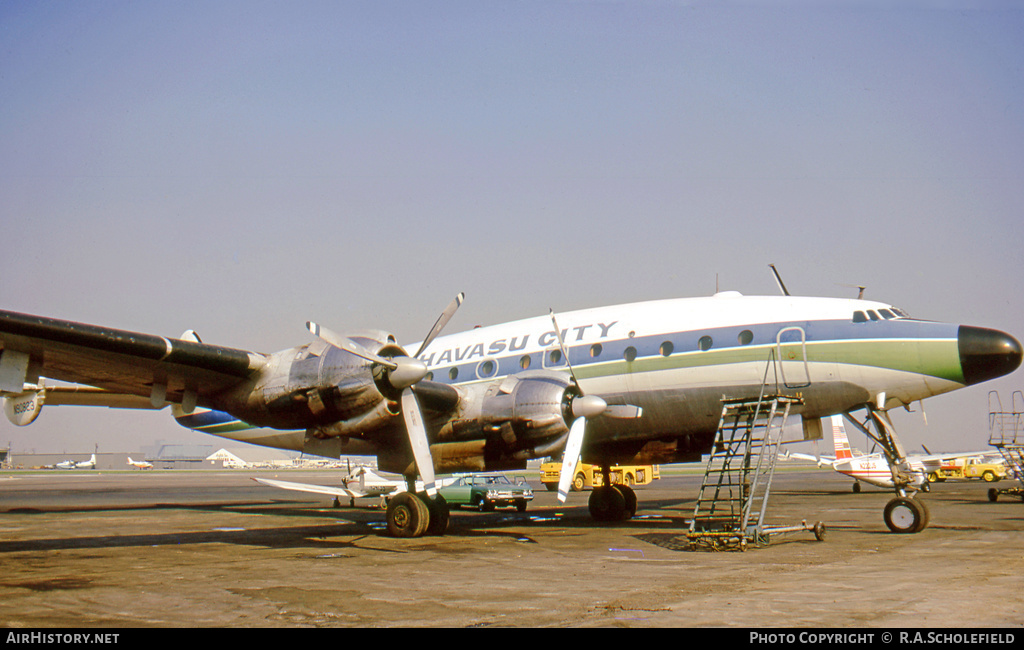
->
<box><xmin>831</xmin><ymin>415</ymin><xmax>854</xmax><ymax>460</ymax></box>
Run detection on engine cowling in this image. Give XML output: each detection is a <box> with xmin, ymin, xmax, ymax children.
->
<box><xmin>434</xmin><ymin>371</ymin><xmax>577</xmax><ymax>461</ymax></box>
<box><xmin>4</xmin><ymin>388</ymin><xmax>44</xmax><ymax>426</ymax></box>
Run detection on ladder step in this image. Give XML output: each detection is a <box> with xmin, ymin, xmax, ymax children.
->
<box><xmin>690</xmin><ymin>395</ymin><xmax>800</xmax><ymax>544</ymax></box>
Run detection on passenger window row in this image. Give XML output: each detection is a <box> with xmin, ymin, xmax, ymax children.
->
<box><xmin>431</xmin><ymin>329</ymin><xmax>757</xmax><ymax>382</ymax></box>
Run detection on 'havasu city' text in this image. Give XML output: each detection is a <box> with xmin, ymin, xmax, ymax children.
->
<box><xmin>421</xmin><ymin>321</ymin><xmax>619</xmax><ymax>367</ymax></box>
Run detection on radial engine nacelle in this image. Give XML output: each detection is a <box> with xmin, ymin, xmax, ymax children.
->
<box><xmin>438</xmin><ymin>371</ymin><xmax>577</xmax><ymax>458</ymax></box>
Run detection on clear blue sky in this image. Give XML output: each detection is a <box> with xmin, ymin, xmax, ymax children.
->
<box><xmin>2</xmin><ymin>1</ymin><xmax>1022</xmax><ymax>455</ymax></box>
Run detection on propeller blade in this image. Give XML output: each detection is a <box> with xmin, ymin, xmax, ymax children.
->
<box><xmin>415</xmin><ymin>292</ymin><xmax>465</xmax><ymax>359</ymax></box>
<box><xmin>549</xmin><ymin>309</ymin><xmax>581</xmax><ymax>390</ymax></box>
<box><xmin>557</xmin><ymin>416</ymin><xmax>588</xmax><ymax>503</ymax></box>
<box><xmin>306</xmin><ymin>321</ymin><xmax>398</xmax><ymax>370</ymax></box>
<box><xmin>401</xmin><ymin>387</ymin><xmax>436</xmax><ymax>497</ymax></box>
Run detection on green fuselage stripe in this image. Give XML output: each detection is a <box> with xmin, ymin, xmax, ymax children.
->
<box><xmin>547</xmin><ymin>338</ymin><xmax>963</xmax><ymax>384</ymax></box>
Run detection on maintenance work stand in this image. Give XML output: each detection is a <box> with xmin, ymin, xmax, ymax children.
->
<box><xmin>987</xmin><ymin>390</ymin><xmax>1024</xmax><ymax>502</ymax></box>
<box><xmin>687</xmin><ymin>394</ymin><xmax>825</xmax><ymax>551</ymax></box>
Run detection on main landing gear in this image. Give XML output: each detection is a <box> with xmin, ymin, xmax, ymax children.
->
<box><xmin>385</xmin><ymin>476</ymin><xmax>450</xmax><ymax>538</ymax></box>
<box><xmin>846</xmin><ymin>404</ymin><xmax>930</xmax><ymax>534</ymax></box>
<box><xmin>587</xmin><ymin>465</ymin><xmax>637</xmax><ymax>522</ymax></box>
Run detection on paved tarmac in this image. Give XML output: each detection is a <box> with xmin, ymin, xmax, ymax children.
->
<box><xmin>0</xmin><ymin>467</ymin><xmax>1021</xmax><ymax>628</ymax></box>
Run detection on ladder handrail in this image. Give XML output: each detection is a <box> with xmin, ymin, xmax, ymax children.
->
<box><xmin>690</xmin><ymin>394</ymin><xmax>799</xmax><ymax>542</ymax></box>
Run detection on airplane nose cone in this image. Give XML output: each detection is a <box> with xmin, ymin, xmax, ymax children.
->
<box><xmin>958</xmin><ymin>326</ymin><xmax>1023</xmax><ymax>385</ymax></box>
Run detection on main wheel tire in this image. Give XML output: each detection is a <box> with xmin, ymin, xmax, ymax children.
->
<box><xmin>387</xmin><ymin>492</ymin><xmax>430</xmax><ymax>538</ymax></box>
<box><xmin>423</xmin><ymin>493</ymin><xmax>450</xmax><ymax>536</ymax></box>
<box><xmin>988</xmin><ymin>487</ymin><xmax>999</xmax><ymax>502</ymax></box>
<box><xmin>883</xmin><ymin>497</ymin><xmax>928</xmax><ymax>534</ymax></box>
<box><xmin>613</xmin><ymin>484</ymin><xmax>637</xmax><ymax>519</ymax></box>
<box><xmin>589</xmin><ymin>485</ymin><xmax>626</xmax><ymax>522</ymax></box>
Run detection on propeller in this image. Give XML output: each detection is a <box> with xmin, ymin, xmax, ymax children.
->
<box><xmin>306</xmin><ymin>292</ymin><xmax>465</xmax><ymax>497</ymax></box>
<box><xmin>548</xmin><ymin>310</ymin><xmax>642</xmax><ymax>503</ymax></box>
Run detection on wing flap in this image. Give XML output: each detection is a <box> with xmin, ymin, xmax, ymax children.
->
<box><xmin>42</xmin><ymin>386</ymin><xmax>166</xmax><ymax>409</ymax></box>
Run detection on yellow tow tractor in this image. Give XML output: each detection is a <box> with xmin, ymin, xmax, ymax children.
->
<box><xmin>927</xmin><ymin>457</ymin><xmax>1008</xmax><ymax>483</ymax></box>
<box><xmin>540</xmin><ymin>460</ymin><xmax>659</xmax><ymax>492</ymax></box>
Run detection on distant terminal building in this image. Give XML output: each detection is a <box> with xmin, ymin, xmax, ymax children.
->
<box><xmin>142</xmin><ymin>443</ymin><xmax>217</xmax><ymax>469</ymax></box>
<box><xmin>4</xmin><ymin>441</ymin><xmax>340</xmax><ymax>471</ymax></box>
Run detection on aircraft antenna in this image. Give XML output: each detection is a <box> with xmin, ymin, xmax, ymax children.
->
<box><xmin>768</xmin><ymin>264</ymin><xmax>790</xmax><ymax>296</ymax></box>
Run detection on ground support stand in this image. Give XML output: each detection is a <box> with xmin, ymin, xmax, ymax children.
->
<box><xmin>987</xmin><ymin>391</ymin><xmax>1024</xmax><ymax>503</ymax></box>
<box><xmin>687</xmin><ymin>395</ymin><xmax>824</xmax><ymax>551</ymax></box>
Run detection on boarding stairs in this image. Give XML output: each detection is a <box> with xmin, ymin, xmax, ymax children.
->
<box><xmin>688</xmin><ymin>394</ymin><xmax>820</xmax><ymax>550</ymax></box>
<box><xmin>988</xmin><ymin>391</ymin><xmax>1024</xmax><ymax>501</ymax></box>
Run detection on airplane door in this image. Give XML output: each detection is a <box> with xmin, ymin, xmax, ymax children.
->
<box><xmin>776</xmin><ymin>326</ymin><xmax>811</xmax><ymax>389</ymax></box>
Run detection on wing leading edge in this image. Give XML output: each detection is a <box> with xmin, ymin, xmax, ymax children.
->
<box><xmin>0</xmin><ymin>309</ymin><xmax>266</xmax><ymax>407</ymax></box>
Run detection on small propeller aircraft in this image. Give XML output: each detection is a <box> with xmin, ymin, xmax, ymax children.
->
<box><xmin>790</xmin><ymin>414</ymin><xmax>1007</xmax><ymax>495</ymax></box>
<box><xmin>50</xmin><ymin>453</ymin><xmax>96</xmax><ymax>470</ymax></box>
<box><xmin>127</xmin><ymin>456</ymin><xmax>153</xmax><ymax>470</ymax></box>
<box><xmin>1</xmin><ymin>279</ymin><xmax>1020</xmax><ymax>536</ymax></box>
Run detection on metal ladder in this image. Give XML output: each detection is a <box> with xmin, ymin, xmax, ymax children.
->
<box><xmin>988</xmin><ymin>391</ymin><xmax>1024</xmax><ymax>501</ymax></box>
<box><xmin>687</xmin><ymin>395</ymin><xmax>811</xmax><ymax>550</ymax></box>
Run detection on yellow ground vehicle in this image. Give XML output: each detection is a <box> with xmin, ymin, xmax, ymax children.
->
<box><xmin>540</xmin><ymin>461</ymin><xmax>659</xmax><ymax>492</ymax></box>
<box><xmin>927</xmin><ymin>457</ymin><xmax>1008</xmax><ymax>483</ymax></box>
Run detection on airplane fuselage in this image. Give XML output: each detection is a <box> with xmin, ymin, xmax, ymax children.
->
<box><xmin>180</xmin><ymin>293</ymin><xmax>1021</xmax><ymax>472</ymax></box>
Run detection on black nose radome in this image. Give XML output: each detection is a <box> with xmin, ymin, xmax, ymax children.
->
<box><xmin>959</xmin><ymin>326</ymin><xmax>1023</xmax><ymax>386</ymax></box>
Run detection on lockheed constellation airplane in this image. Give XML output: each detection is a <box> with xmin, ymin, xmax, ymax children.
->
<box><xmin>1</xmin><ymin>283</ymin><xmax>1020</xmax><ymax>536</ymax></box>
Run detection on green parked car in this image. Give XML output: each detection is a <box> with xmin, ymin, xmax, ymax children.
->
<box><xmin>439</xmin><ymin>473</ymin><xmax>534</xmax><ymax>512</ymax></box>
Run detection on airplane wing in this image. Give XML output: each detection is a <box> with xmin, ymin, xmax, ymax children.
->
<box><xmin>781</xmin><ymin>451</ymin><xmax>837</xmax><ymax>467</ymax></box>
<box><xmin>0</xmin><ymin>310</ymin><xmax>266</xmax><ymax>407</ymax></box>
<box><xmin>252</xmin><ymin>476</ymin><xmax>367</xmax><ymax>499</ymax></box>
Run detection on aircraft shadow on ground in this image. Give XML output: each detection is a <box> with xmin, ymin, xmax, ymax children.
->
<box><xmin>0</xmin><ymin>497</ymin><xmax>700</xmax><ymax>553</ymax></box>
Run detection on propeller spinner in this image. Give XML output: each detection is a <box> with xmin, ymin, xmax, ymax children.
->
<box><xmin>306</xmin><ymin>292</ymin><xmax>465</xmax><ymax>497</ymax></box>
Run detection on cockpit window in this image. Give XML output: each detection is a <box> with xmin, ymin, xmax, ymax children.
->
<box><xmin>854</xmin><ymin>307</ymin><xmax>911</xmax><ymax>323</ymax></box>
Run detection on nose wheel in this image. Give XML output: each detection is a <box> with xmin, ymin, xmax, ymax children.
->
<box><xmin>846</xmin><ymin>405</ymin><xmax>931</xmax><ymax>533</ymax></box>
<box><xmin>883</xmin><ymin>497</ymin><xmax>930</xmax><ymax>534</ymax></box>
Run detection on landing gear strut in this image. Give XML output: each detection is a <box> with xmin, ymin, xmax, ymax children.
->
<box><xmin>846</xmin><ymin>404</ymin><xmax>930</xmax><ymax>534</ymax></box>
